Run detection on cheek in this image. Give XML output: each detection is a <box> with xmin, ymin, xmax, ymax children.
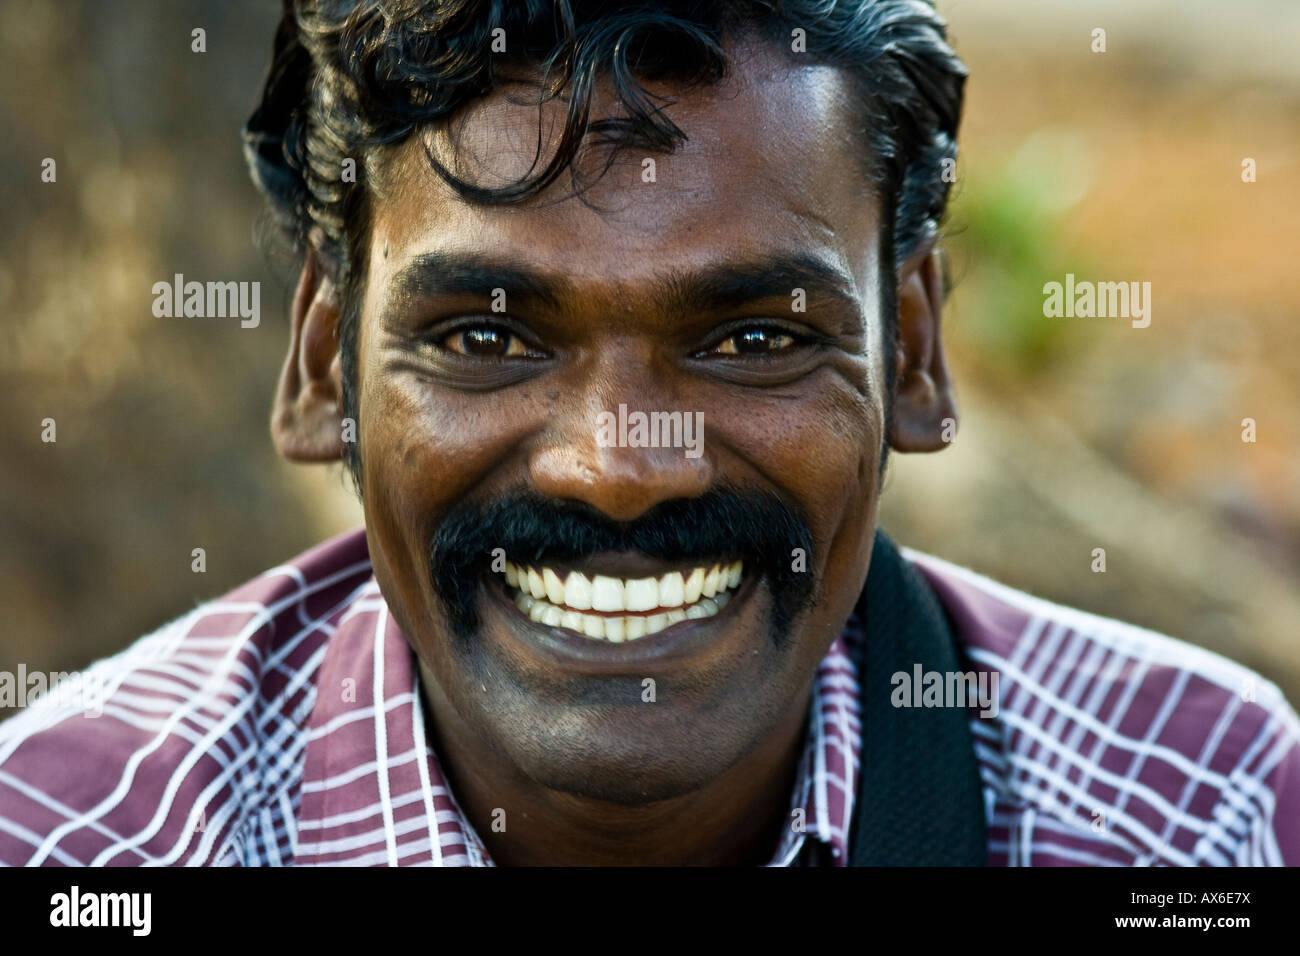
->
<box><xmin>363</xmin><ymin>379</ymin><xmax>469</xmax><ymax>484</ymax></box>
<box><xmin>716</xmin><ymin>363</ymin><xmax>882</xmax><ymax>652</ymax></box>
<box><xmin>357</xmin><ymin>357</ymin><xmax>568</xmax><ymax>586</ymax></box>
<box><xmin>721</xmin><ymin>367</ymin><xmax>882</xmax><ymax>556</ymax></box>
<box><xmin>359</xmin><ymin>374</ymin><xmax>501</xmax><ymax>590</ymax></box>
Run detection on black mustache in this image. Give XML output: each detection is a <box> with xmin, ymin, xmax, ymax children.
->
<box><xmin>428</xmin><ymin>486</ymin><xmax>817</xmax><ymax>642</ymax></box>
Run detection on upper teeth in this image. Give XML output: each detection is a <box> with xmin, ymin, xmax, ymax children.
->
<box><xmin>502</xmin><ymin>560</ymin><xmax>744</xmax><ymax>642</ymax></box>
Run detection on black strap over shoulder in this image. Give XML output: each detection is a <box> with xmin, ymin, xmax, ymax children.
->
<box><xmin>847</xmin><ymin>530</ymin><xmax>988</xmax><ymax>866</ymax></box>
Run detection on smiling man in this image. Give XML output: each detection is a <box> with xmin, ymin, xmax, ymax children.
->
<box><xmin>1</xmin><ymin>0</ymin><xmax>1298</xmax><ymax>868</ymax></box>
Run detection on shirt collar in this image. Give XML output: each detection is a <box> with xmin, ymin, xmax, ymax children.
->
<box><xmin>768</xmin><ymin>627</ymin><xmax>863</xmax><ymax>867</ymax></box>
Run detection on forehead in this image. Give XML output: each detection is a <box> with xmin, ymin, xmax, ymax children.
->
<box><xmin>366</xmin><ymin>36</ymin><xmax>879</xmax><ymax>298</ymax></box>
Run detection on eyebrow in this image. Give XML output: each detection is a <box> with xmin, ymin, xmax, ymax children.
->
<box><xmin>384</xmin><ymin>249</ymin><xmax>860</xmax><ymax>318</ymax></box>
<box><xmin>662</xmin><ymin>253</ymin><xmax>859</xmax><ymax>316</ymax></box>
<box><xmin>389</xmin><ymin>251</ymin><xmax>568</xmax><ymax>311</ymax></box>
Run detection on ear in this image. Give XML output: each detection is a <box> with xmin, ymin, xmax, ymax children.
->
<box><xmin>270</xmin><ymin>253</ymin><xmax>346</xmax><ymax>462</ymax></box>
<box><xmin>888</xmin><ymin>244</ymin><xmax>958</xmax><ymax>453</ymax></box>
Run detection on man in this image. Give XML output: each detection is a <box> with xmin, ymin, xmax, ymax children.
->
<box><xmin>1</xmin><ymin>0</ymin><xmax>1296</xmax><ymax>867</ymax></box>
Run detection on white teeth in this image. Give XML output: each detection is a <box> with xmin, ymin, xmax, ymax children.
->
<box><xmin>502</xmin><ymin>558</ymin><xmax>744</xmax><ymax>642</ymax></box>
<box><xmin>543</xmin><ymin>568</ymin><xmax>566</xmax><ymax>605</ymax></box>
<box><xmin>702</xmin><ymin>565</ymin><xmax>720</xmax><ymax>598</ymax></box>
<box><xmin>527</xmin><ymin>567</ymin><xmax>546</xmax><ymax>600</ymax></box>
<box><xmin>659</xmin><ymin>571</ymin><xmax>684</xmax><ymax>608</ymax></box>
<box><xmin>520</xmin><ymin>599</ymin><xmax>723</xmax><ymax>642</ymax></box>
<box><xmin>624</xmin><ymin>577</ymin><xmax>659</xmax><ymax>613</ymax></box>
<box><xmin>563</xmin><ymin>571</ymin><xmax>593</xmax><ymax>610</ymax></box>
<box><xmin>589</xmin><ymin>575</ymin><xmax>623</xmax><ymax>612</ymax></box>
<box><xmin>685</xmin><ymin>597</ymin><xmax>717</xmax><ymax>620</ymax></box>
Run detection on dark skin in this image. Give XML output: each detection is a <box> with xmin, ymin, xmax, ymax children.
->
<box><xmin>270</xmin><ymin>36</ymin><xmax>957</xmax><ymax>865</ymax></box>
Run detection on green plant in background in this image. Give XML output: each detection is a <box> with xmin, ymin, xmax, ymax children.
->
<box><xmin>948</xmin><ymin>126</ymin><xmax>1101</xmax><ymax>375</ymax></box>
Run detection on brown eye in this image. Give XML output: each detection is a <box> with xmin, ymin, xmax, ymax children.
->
<box><xmin>715</xmin><ymin>328</ymin><xmax>797</xmax><ymax>356</ymax></box>
<box><xmin>442</xmin><ymin>327</ymin><xmax>531</xmax><ymax>358</ymax></box>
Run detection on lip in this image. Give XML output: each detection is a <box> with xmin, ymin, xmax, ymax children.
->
<box><xmin>482</xmin><ymin>565</ymin><xmax>759</xmax><ymax>674</ymax></box>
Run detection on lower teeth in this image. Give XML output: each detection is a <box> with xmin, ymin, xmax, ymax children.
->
<box><xmin>512</xmin><ymin>588</ymin><xmax>731</xmax><ymax>642</ymax></box>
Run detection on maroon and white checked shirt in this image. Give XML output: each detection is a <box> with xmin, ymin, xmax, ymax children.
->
<box><xmin>1</xmin><ymin>527</ymin><xmax>1296</xmax><ymax>866</ymax></box>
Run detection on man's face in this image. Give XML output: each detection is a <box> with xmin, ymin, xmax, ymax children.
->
<box><xmin>354</xmin><ymin>38</ymin><xmax>888</xmax><ymax>802</ymax></box>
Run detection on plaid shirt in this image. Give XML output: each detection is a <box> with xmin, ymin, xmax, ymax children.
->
<box><xmin>1</xmin><ymin>528</ymin><xmax>1296</xmax><ymax>866</ymax></box>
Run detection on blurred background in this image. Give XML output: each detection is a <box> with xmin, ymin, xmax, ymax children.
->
<box><xmin>1</xmin><ymin>0</ymin><xmax>1297</xmax><ymax>717</ymax></box>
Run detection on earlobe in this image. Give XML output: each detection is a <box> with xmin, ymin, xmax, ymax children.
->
<box><xmin>270</xmin><ymin>253</ymin><xmax>347</xmax><ymax>462</ymax></box>
<box><xmin>888</xmin><ymin>246</ymin><xmax>959</xmax><ymax>453</ymax></box>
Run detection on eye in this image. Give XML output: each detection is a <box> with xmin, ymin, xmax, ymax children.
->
<box><xmin>710</xmin><ymin>326</ymin><xmax>799</xmax><ymax>356</ymax></box>
<box><xmin>440</xmin><ymin>325</ymin><xmax>541</xmax><ymax>359</ymax></box>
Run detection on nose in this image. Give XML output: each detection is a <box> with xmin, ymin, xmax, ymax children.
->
<box><xmin>529</xmin><ymin>359</ymin><xmax>713</xmax><ymax>523</ymax></box>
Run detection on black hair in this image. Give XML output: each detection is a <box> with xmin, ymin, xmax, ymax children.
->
<box><xmin>243</xmin><ymin>0</ymin><xmax>967</xmax><ymax>488</ymax></box>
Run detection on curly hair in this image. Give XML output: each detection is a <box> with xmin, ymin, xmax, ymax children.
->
<box><xmin>243</xmin><ymin>0</ymin><xmax>966</xmax><ymax>485</ymax></box>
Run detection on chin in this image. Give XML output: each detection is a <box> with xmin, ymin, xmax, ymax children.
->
<box><xmin>490</xmin><ymin>704</ymin><xmax>765</xmax><ymax>806</ymax></box>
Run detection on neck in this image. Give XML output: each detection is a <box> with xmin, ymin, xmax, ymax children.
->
<box><xmin>418</xmin><ymin>661</ymin><xmax>812</xmax><ymax>866</ymax></box>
